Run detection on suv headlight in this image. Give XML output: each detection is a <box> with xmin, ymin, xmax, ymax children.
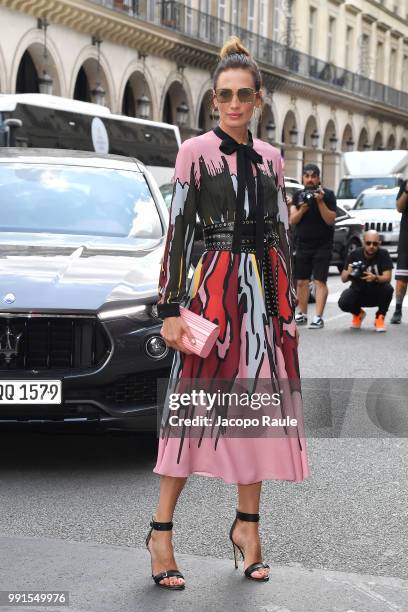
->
<box><xmin>98</xmin><ymin>303</ymin><xmax>158</xmax><ymax>321</ymax></box>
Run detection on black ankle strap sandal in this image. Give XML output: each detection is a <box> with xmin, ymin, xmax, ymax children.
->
<box><xmin>145</xmin><ymin>515</ymin><xmax>185</xmax><ymax>590</ymax></box>
<box><xmin>229</xmin><ymin>509</ymin><xmax>270</xmax><ymax>582</ymax></box>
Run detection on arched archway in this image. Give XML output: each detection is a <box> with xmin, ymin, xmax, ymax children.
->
<box><xmin>281</xmin><ymin>110</ymin><xmax>297</xmax><ymax>146</ymax></box>
<box><xmin>303</xmin><ymin>115</ymin><xmax>319</xmax><ymax>168</ymax></box>
<box><xmin>73</xmin><ymin>58</ymin><xmax>111</xmax><ymax>107</ymax></box>
<box><xmin>162</xmin><ymin>80</ymin><xmax>192</xmax><ymax>139</ymax></box>
<box><xmin>400</xmin><ymin>137</ymin><xmax>408</xmax><ymax>150</ymax></box>
<box><xmin>322</xmin><ymin>119</ymin><xmax>338</xmax><ymax>189</ymax></box>
<box><xmin>198</xmin><ymin>90</ymin><xmax>216</xmax><ymax>133</ymax></box>
<box><xmin>16</xmin><ymin>50</ymin><xmax>38</xmax><ymax>93</ymax></box>
<box><xmin>373</xmin><ymin>131</ymin><xmax>383</xmax><ymax>151</ymax></box>
<box><xmin>341</xmin><ymin>124</ymin><xmax>354</xmax><ymax>152</ymax></box>
<box><xmin>358</xmin><ymin>128</ymin><xmax>370</xmax><ymax>151</ymax></box>
<box><xmin>386</xmin><ymin>133</ymin><xmax>396</xmax><ymax>150</ymax></box>
<box><xmin>281</xmin><ymin>110</ymin><xmax>300</xmax><ymax>179</ymax></box>
<box><xmin>257</xmin><ymin>104</ymin><xmax>276</xmax><ymax>143</ymax></box>
<box><xmin>15</xmin><ymin>43</ymin><xmax>62</xmax><ymax>95</ymax></box>
<box><xmin>73</xmin><ymin>66</ymin><xmax>90</xmax><ymax>102</ymax></box>
<box><xmin>121</xmin><ymin>70</ymin><xmax>153</xmax><ymax>119</ymax></box>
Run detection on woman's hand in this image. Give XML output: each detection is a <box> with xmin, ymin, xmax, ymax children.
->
<box><xmin>160</xmin><ymin>316</ymin><xmax>196</xmax><ymax>355</ymax></box>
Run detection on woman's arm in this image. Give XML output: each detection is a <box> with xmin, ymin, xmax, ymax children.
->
<box><xmin>157</xmin><ymin>140</ymin><xmax>198</xmax><ymax>317</ymax></box>
<box><xmin>157</xmin><ymin>140</ymin><xmax>198</xmax><ymax>353</ymax></box>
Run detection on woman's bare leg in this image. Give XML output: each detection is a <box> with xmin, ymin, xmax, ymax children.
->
<box><xmin>148</xmin><ymin>475</ymin><xmax>187</xmax><ymax>587</ymax></box>
<box><xmin>231</xmin><ymin>481</ymin><xmax>269</xmax><ymax>579</ymax></box>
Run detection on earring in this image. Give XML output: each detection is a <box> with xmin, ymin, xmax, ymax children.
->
<box><xmin>253</xmin><ymin>107</ymin><xmax>262</xmax><ymax>122</ymax></box>
<box><xmin>211</xmin><ymin>106</ymin><xmax>219</xmax><ymax>121</ymax></box>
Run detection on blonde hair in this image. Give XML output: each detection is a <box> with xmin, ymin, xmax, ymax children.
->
<box><xmin>219</xmin><ymin>36</ymin><xmax>251</xmax><ymax>60</ymax></box>
<box><xmin>213</xmin><ymin>36</ymin><xmax>262</xmax><ymax>91</ymax></box>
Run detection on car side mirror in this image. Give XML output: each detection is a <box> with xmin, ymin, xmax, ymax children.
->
<box><xmin>342</xmin><ymin>203</ymin><xmax>351</xmax><ymax>211</ymax></box>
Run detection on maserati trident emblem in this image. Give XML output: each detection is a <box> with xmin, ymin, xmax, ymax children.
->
<box><xmin>2</xmin><ymin>293</ymin><xmax>15</xmax><ymax>304</ymax></box>
<box><xmin>0</xmin><ymin>326</ymin><xmax>23</xmax><ymax>364</ymax></box>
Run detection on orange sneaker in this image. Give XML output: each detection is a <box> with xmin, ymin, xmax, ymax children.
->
<box><xmin>375</xmin><ymin>314</ymin><xmax>386</xmax><ymax>332</ymax></box>
<box><xmin>351</xmin><ymin>309</ymin><xmax>366</xmax><ymax>329</ymax></box>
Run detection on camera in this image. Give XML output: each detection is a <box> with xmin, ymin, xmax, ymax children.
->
<box><xmin>350</xmin><ymin>260</ymin><xmax>367</xmax><ymax>279</ymax></box>
<box><xmin>299</xmin><ymin>187</ymin><xmax>320</xmax><ymax>206</ymax></box>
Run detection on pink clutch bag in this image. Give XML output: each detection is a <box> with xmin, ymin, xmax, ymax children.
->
<box><xmin>179</xmin><ymin>306</ymin><xmax>220</xmax><ymax>358</ymax></box>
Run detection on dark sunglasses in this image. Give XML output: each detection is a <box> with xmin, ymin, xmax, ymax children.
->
<box><xmin>214</xmin><ymin>87</ymin><xmax>258</xmax><ymax>103</ymax></box>
<box><xmin>365</xmin><ymin>241</ymin><xmax>379</xmax><ymax>246</ymax></box>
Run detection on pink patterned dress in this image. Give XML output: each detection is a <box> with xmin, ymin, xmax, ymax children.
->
<box><xmin>153</xmin><ymin>126</ymin><xmax>310</xmax><ymax>485</ymax></box>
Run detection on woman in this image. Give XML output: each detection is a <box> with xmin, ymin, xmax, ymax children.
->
<box><xmin>146</xmin><ymin>36</ymin><xmax>310</xmax><ymax>590</ymax></box>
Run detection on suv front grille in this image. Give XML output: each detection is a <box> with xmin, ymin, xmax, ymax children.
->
<box><xmin>364</xmin><ymin>221</ymin><xmax>393</xmax><ymax>233</ymax></box>
<box><xmin>0</xmin><ymin>315</ymin><xmax>111</xmax><ymax>371</ymax></box>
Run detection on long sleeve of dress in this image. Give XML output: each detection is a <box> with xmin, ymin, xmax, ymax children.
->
<box><xmin>157</xmin><ymin>140</ymin><xmax>198</xmax><ymax>319</ymax></box>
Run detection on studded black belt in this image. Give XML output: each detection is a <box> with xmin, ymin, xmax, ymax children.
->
<box><xmin>203</xmin><ymin>220</ymin><xmax>280</xmax><ymax>317</ymax></box>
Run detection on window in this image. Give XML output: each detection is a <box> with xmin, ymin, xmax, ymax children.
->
<box><xmin>247</xmin><ymin>0</ymin><xmax>255</xmax><ymax>31</ymax></box>
<box><xmin>185</xmin><ymin>0</ymin><xmax>193</xmax><ymax>35</ymax></box>
<box><xmin>272</xmin><ymin>0</ymin><xmax>280</xmax><ymax>42</ymax></box>
<box><xmin>345</xmin><ymin>26</ymin><xmax>353</xmax><ymax>70</ymax></box>
<box><xmin>247</xmin><ymin>0</ymin><xmax>255</xmax><ymax>51</ymax></box>
<box><xmin>146</xmin><ymin>0</ymin><xmax>155</xmax><ymax>21</ymax></box>
<box><xmin>359</xmin><ymin>33</ymin><xmax>370</xmax><ymax>77</ymax></box>
<box><xmin>390</xmin><ymin>48</ymin><xmax>397</xmax><ymax>87</ymax></box>
<box><xmin>0</xmin><ymin>164</ymin><xmax>163</xmax><ymax>239</ymax></box>
<box><xmin>403</xmin><ymin>55</ymin><xmax>408</xmax><ymax>91</ymax></box>
<box><xmin>259</xmin><ymin>0</ymin><xmax>268</xmax><ymax>37</ymax></box>
<box><xmin>199</xmin><ymin>0</ymin><xmax>210</xmax><ymax>39</ymax></box>
<box><xmin>218</xmin><ymin>0</ymin><xmax>226</xmax><ymax>43</ymax></box>
<box><xmin>283</xmin><ymin>0</ymin><xmax>296</xmax><ymax>46</ymax></box>
<box><xmin>376</xmin><ymin>42</ymin><xmax>384</xmax><ymax>82</ymax></box>
<box><xmin>231</xmin><ymin>0</ymin><xmax>239</xmax><ymax>26</ymax></box>
<box><xmin>308</xmin><ymin>7</ymin><xmax>317</xmax><ymax>56</ymax></box>
<box><xmin>200</xmin><ymin>0</ymin><xmax>209</xmax><ymax>14</ymax></box>
<box><xmin>328</xmin><ymin>17</ymin><xmax>336</xmax><ymax>62</ymax></box>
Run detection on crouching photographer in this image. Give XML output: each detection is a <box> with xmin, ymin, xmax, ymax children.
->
<box><xmin>338</xmin><ymin>230</ymin><xmax>393</xmax><ymax>332</ymax></box>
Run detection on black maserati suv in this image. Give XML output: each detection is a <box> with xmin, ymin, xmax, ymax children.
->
<box><xmin>0</xmin><ymin>148</ymin><xmax>173</xmax><ymax>430</ymax></box>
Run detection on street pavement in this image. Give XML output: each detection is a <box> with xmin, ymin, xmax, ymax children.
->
<box><xmin>0</xmin><ymin>270</ymin><xmax>407</xmax><ymax>612</ymax></box>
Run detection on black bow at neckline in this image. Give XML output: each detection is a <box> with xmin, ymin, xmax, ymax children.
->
<box><xmin>213</xmin><ymin>124</ymin><xmax>265</xmax><ymax>277</ymax></box>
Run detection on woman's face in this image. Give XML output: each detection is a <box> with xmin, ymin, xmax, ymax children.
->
<box><xmin>213</xmin><ymin>68</ymin><xmax>262</xmax><ymax>131</ymax></box>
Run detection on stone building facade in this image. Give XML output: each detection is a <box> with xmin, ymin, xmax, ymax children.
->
<box><xmin>0</xmin><ymin>0</ymin><xmax>407</xmax><ymax>188</ymax></box>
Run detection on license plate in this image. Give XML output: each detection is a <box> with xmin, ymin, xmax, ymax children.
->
<box><xmin>0</xmin><ymin>380</ymin><xmax>62</xmax><ymax>404</ymax></box>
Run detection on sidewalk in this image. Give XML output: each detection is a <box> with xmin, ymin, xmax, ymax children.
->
<box><xmin>0</xmin><ymin>535</ymin><xmax>407</xmax><ymax>612</ymax></box>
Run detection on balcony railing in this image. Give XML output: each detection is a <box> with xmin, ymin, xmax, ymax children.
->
<box><xmin>92</xmin><ymin>0</ymin><xmax>408</xmax><ymax>112</ymax></box>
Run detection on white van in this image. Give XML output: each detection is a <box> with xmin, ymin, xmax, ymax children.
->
<box><xmin>337</xmin><ymin>150</ymin><xmax>408</xmax><ymax>211</ymax></box>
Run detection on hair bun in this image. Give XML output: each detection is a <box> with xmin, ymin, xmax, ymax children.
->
<box><xmin>219</xmin><ymin>36</ymin><xmax>250</xmax><ymax>60</ymax></box>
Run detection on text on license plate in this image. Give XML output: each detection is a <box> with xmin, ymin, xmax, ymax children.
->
<box><xmin>0</xmin><ymin>380</ymin><xmax>62</xmax><ymax>404</ymax></box>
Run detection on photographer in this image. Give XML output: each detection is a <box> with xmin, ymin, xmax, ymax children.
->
<box><xmin>290</xmin><ymin>163</ymin><xmax>336</xmax><ymax>329</ymax></box>
<box><xmin>338</xmin><ymin>230</ymin><xmax>393</xmax><ymax>332</ymax></box>
<box><xmin>390</xmin><ymin>179</ymin><xmax>408</xmax><ymax>324</ymax></box>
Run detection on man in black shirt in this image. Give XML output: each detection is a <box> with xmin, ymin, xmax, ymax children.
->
<box><xmin>290</xmin><ymin>163</ymin><xmax>337</xmax><ymax>329</ymax></box>
<box><xmin>338</xmin><ymin>230</ymin><xmax>394</xmax><ymax>332</ymax></box>
<box><xmin>390</xmin><ymin>179</ymin><xmax>408</xmax><ymax>324</ymax></box>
